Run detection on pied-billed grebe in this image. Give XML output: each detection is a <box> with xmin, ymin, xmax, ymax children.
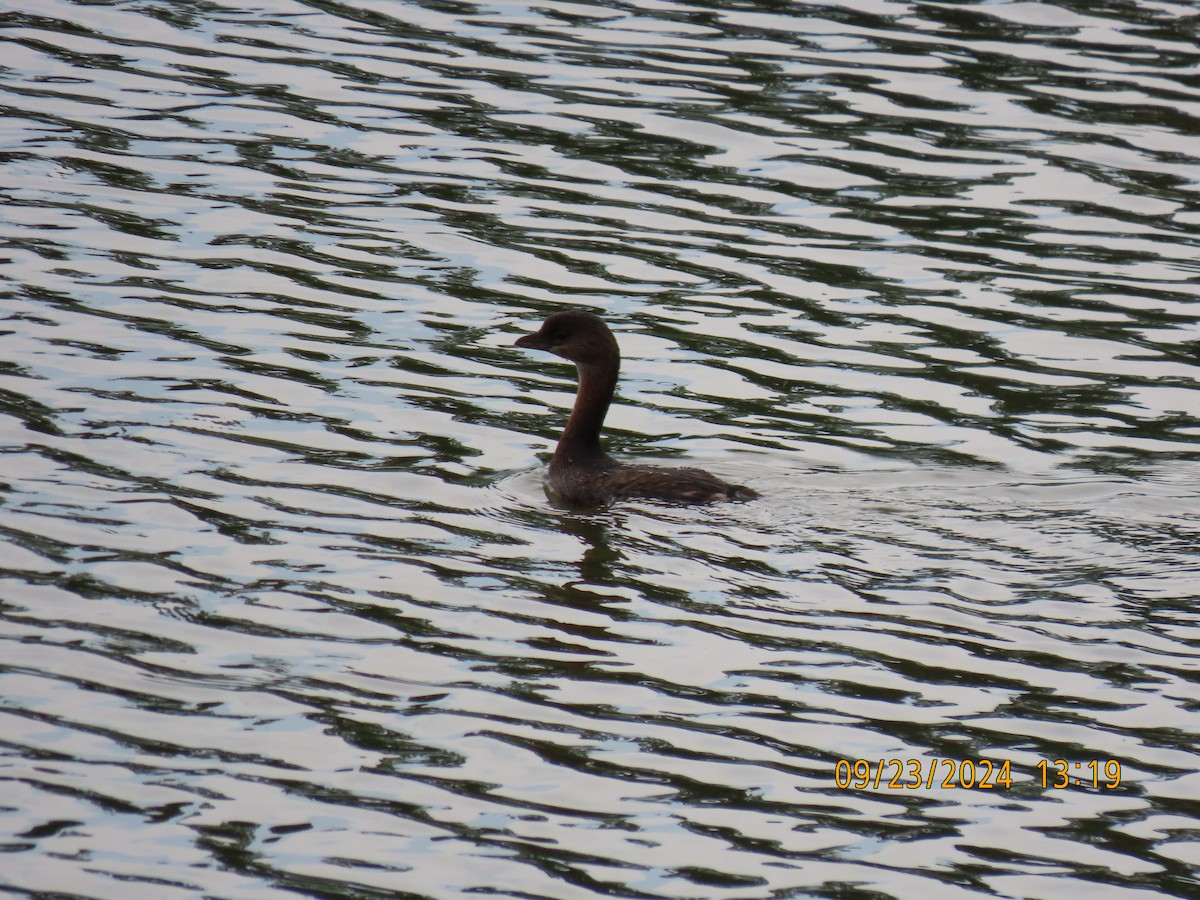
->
<box><xmin>515</xmin><ymin>310</ymin><xmax>759</xmax><ymax>506</ymax></box>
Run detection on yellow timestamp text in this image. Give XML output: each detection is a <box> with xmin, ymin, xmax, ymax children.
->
<box><xmin>1037</xmin><ymin>758</ymin><xmax>1122</xmax><ymax>789</ymax></box>
<box><xmin>834</xmin><ymin>758</ymin><xmax>1122</xmax><ymax>790</ymax></box>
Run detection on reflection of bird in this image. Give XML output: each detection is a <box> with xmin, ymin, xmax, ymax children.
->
<box><xmin>515</xmin><ymin>310</ymin><xmax>758</xmax><ymax>506</ymax></box>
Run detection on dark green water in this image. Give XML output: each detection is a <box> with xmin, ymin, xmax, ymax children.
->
<box><xmin>1</xmin><ymin>1</ymin><xmax>1198</xmax><ymax>897</ymax></box>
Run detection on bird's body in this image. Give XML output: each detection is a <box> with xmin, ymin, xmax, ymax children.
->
<box><xmin>515</xmin><ymin>310</ymin><xmax>758</xmax><ymax>506</ymax></box>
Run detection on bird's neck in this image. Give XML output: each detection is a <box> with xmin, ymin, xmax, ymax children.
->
<box><xmin>556</xmin><ymin>359</ymin><xmax>617</xmax><ymax>461</ymax></box>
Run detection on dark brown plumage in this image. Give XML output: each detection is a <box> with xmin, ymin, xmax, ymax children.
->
<box><xmin>515</xmin><ymin>310</ymin><xmax>758</xmax><ymax>506</ymax></box>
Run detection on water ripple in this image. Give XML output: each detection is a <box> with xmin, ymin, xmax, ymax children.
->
<box><xmin>2</xmin><ymin>0</ymin><xmax>1199</xmax><ymax>897</ymax></box>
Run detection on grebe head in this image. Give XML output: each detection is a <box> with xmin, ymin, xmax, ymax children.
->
<box><xmin>515</xmin><ymin>310</ymin><xmax>620</xmax><ymax>367</ymax></box>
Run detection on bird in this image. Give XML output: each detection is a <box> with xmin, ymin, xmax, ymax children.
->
<box><xmin>515</xmin><ymin>310</ymin><xmax>758</xmax><ymax>506</ymax></box>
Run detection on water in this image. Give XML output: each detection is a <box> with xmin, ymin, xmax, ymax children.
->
<box><xmin>2</xmin><ymin>0</ymin><xmax>1199</xmax><ymax>897</ymax></box>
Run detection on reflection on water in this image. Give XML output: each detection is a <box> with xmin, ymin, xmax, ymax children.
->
<box><xmin>2</xmin><ymin>0</ymin><xmax>1199</xmax><ymax>897</ymax></box>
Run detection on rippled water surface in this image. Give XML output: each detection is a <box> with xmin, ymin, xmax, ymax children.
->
<box><xmin>3</xmin><ymin>1</ymin><xmax>1200</xmax><ymax>897</ymax></box>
